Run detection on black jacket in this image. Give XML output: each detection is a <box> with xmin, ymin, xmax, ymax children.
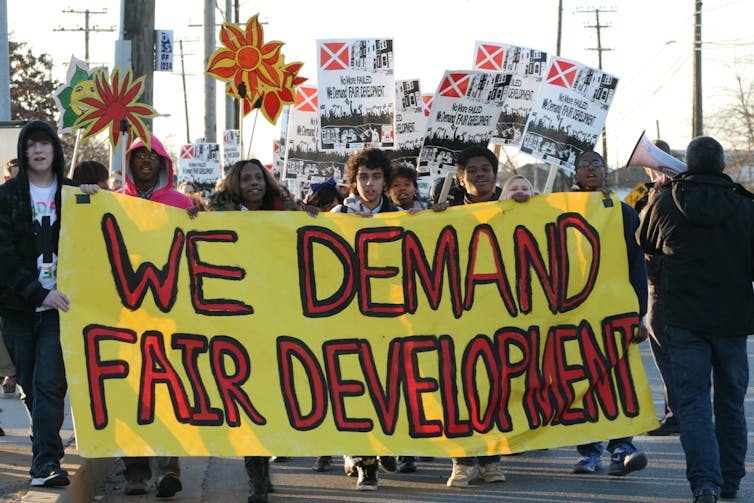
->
<box><xmin>637</xmin><ymin>171</ymin><xmax>754</xmax><ymax>336</ymax></box>
<box><xmin>0</xmin><ymin>120</ymin><xmax>77</xmax><ymax>319</ymax></box>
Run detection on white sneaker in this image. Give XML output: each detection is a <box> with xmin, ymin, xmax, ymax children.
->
<box><xmin>479</xmin><ymin>462</ymin><xmax>506</xmax><ymax>483</ymax></box>
<box><xmin>446</xmin><ymin>463</ymin><xmax>480</xmax><ymax>488</ymax></box>
<box><xmin>343</xmin><ymin>456</ymin><xmax>357</xmax><ymax>476</ymax></box>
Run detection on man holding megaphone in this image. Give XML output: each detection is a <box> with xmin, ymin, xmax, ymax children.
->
<box><xmin>637</xmin><ymin>136</ymin><xmax>754</xmax><ymax>503</ymax></box>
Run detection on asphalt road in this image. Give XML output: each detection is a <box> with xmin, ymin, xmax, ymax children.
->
<box><xmin>94</xmin><ymin>339</ymin><xmax>754</xmax><ymax>503</ymax></box>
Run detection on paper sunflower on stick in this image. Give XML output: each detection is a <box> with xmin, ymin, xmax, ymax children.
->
<box><xmin>206</xmin><ymin>14</ymin><xmax>307</xmax><ymax>128</ymax></box>
<box><xmin>72</xmin><ymin>66</ymin><xmax>158</xmax><ymax>151</ymax></box>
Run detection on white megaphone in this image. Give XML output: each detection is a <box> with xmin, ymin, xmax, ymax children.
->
<box><xmin>625</xmin><ymin>131</ymin><xmax>686</xmax><ymax>176</ymax></box>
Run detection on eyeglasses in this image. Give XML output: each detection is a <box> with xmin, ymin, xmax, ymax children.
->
<box><xmin>576</xmin><ymin>160</ymin><xmax>604</xmax><ymax>169</ymax></box>
<box><xmin>134</xmin><ymin>151</ymin><xmax>160</xmax><ymax>161</ymax></box>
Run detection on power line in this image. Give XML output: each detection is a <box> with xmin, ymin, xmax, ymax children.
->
<box><xmin>577</xmin><ymin>6</ymin><xmax>615</xmax><ymax>163</ymax></box>
<box><xmin>53</xmin><ymin>8</ymin><xmax>115</xmax><ymax>64</ymax></box>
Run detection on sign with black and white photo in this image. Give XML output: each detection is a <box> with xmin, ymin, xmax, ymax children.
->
<box><xmin>222</xmin><ymin>130</ymin><xmax>240</xmax><ymax>171</ymax></box>
<box><xmin>285</xmin><ymin>86</ymin><xmax>348</xmax><ymax>185</ymax></box>
<box><xmin>178</xmin><ymin>143</ymin><xmax>221</xmax><ymax>185</ymax></box>
<box><xmin>272</xmin><ymin>106</ymin><xmax>291</xmax><ymax>177</ymax></box>
<box><xmin>388</xmin><ymin>79</ymin><xmax>426</xmax><ymax>168</ymax></box>
<box><xmin>520</xmin><ymin>57</ymin><xmax>618</xmax><ymax>171</ymax></box>
<box><xmin>418</xmin><ymin>70</ymin><xmax>511</xmax><ymax>177</ymax></box>
<box><xmin>317</xmin><ymin>38</ymin><xmax>395</xmax><ymax>151</ymax></box>
<box><xmin>473</xmin><ymin>42</ymin><xmax>548</xmax><ymax>147</ymax></box>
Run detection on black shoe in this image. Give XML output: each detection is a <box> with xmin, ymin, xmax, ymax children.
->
<box><xmin>31</xmin><ymin>467</ymin><xmax>70</xmax><ymax>487</ymax></box>
<box><xmin>270</xmin><ymin>456</ymin><xmax>290</xmax><ymax>462</ymax></box>
<box><xmin>156</xmin><ymin>472</ymin><xmax>182</xmax><ymax>498</ymax></box>
<box><xmin>124</xmin><ymin>478</ymin><xmax>148</xmax><ymax>495</ymax></box>
<box><xmin>312</xmin><ymin>456</ymin><xmax>332</xmax><ymax>472</ymax></box>
<box><xmin>720</xmin><ymin>488</ymin><xmax>737</xmax><ymax>499</ymax></box>
<box><xmin>608</xmin><ymin>447</ymin><xmax>647</xmax><ymax>476</ymax></box>
<box><xmin>356</xmin><ymin>463</ymin><xmax>378</xmax><ymax>491</ymax></box>
<box><xmin>398</xmin><ymin>457</ymin><xmax>417</xmax><ymax>473</ymax></box>
<box><xmin>379</xmin><ymin>456</ymin><xmax>397</xmax><ymax>472</ymax></box>
<box><xmin>693</xmin><ymin>488</ymin><xmax>718</xmax><ymax>503</ymax></box>
<box><xmin>647</xmin><ymin>421</ymin><xmax>680</xmax><ymax>436</ymax></box>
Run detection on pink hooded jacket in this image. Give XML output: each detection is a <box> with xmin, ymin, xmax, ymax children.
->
<box><xmin>124</xmin><ymin>134</ymin><xmax>194</xmax><ymax>209</ymax></box>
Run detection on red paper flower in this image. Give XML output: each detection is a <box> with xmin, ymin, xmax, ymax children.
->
<box><xmin>206</xmin><ymin>14</ymin><xmax>285</xmax><ymax>106</ymax></box>
<box><xmin>208</xmin><ymin>14</ymin><xmax>306</xmax><ymax>125</ymax></box>
<box><xmin>73</xmin><ymin>67</ymin><xmax>157</xmax><ymax>149</ymax></box>
<box><xmin>258</xmin><ymin>61</ymin><xmax>307</xmax><ymax>123</ymax></box>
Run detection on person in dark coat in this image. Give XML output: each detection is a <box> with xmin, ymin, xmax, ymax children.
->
<box><xmin>0</xmin><ymin>121</ymin><xmax>81</xmax><ymax>487</ymax></box>
<box><xmin>637</xmin><ymin>136</ymin><xmax>754</xmax><ymax>503</ymax></box>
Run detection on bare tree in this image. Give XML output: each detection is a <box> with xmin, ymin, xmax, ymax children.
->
<box><xmin>707</xmin><ymin>58</ymin><xmax>754</xmax><ymax>189</ymax></box>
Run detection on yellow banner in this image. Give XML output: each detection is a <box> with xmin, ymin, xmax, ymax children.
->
<box><xmin>59</xmin><ymin>187</ymin><xmax>657</xmax><ymax>458</ymax></box>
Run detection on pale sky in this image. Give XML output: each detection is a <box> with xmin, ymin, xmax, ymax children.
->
<box><xmin>7</xmin><ymin>0</ymin><xmax>753</xmax><ymax>167</ymax></box>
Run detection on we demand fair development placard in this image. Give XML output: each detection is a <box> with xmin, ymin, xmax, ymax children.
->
<box><xmin>59</xmin><ymin>188</ymin><xmax>657</xmax><ymax>458</ymax></box>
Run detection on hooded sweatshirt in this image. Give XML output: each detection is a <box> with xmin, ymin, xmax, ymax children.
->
<box><xmin>637</xmin><ymin>171</ymin><xmax>754</xmax><ymax>335</ymax></box>
<box><xmin>124</xmin><ymin>134</ymin><xmax>193</xmax><ymax>209</ymax></box>
<box><xmin>0</xmin><ymin>120</ymin><xmax>76</xmax><ymax>318</ymax></box>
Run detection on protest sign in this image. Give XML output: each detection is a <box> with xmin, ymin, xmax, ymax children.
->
<box><xmin>473</xmin><ymin>42</ymin><xmax>548</xmax><ymax>147</ymax></box>
<box><xmin>284</xmin><ymin>86</ymin><xmax>348</xmax><ymax>185</ymax></box>
<box><xmin>419</xmin><ymin>70</ymin><xmax>512</xmax><ymax>177</ymax></box>
<box><xmin>222</xmin><ymin>130</ymin><xmax>240</xmax><ymax>171</ymax></box>
<box><xmin>389</xmin><ymin>79</ymin><xmax>426</xmax><ymax>169</ymax></box>
<box><xmin>178</xmin><ymin>143</ymin><xmax>222</xmax><ymax>186</ymax></box>
<box><xmin>521</xmin><ymin>57</ymin><xmax>618</xmax><ymax>171</ymax></box>
<box><xmin>317</xmin><ymin>39</ymin><xmax>396</xmax><ymax>151</ymax></box>
<box><xmin>59</xmin><ymin>188</ymin><xmax>657</xmax><ymax>457</ymax></box>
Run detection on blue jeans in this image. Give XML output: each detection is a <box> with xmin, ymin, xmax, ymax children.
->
<box><xmin>577</xmin><ymin>438</ymin><xmax>634</xmax><ymax>457</ymax></box>
<box><xmin>2</xmin><ymin>311</ymin><xmax>67</xmax><ymax>477</ymax></box>
<box><xmin>666</xmin><ymin>325</ymin><xmax>748</xmax><ymax>495</ymax></box>
<box><xmin>646</xmin><ymin>282</ymin><xmax>678</xmax><ymax>424</ymax></box>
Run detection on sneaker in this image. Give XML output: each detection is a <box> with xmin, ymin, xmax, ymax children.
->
<box><xmin>343</xmin><ymin>456</ymin><xmax>357</xmax><ymax>477</ymax></box>
<box><xmin>693</xmin><ymin>488</ymin><xmax>718</xmax><ymax>503</ymax></box>
<box><xmin>312</xmin><ymin>456</ymin><xmax>332</xmax><ymax>472</ymax></box>
<box><xmin>379</xmin><ymin>455</ymin><xmax>397</xmax><ymax>472</ymax></box>
<box><xmin>647</xmin><ymin>420</ymin><xmax>680</xmax><ymax>436</ymax></box>
<box><xmin>1</xmin><ymin>376</ymin><xmax>17</xmax><ymax>397</ymax></box>
<box><xmin>30</xmin><ymin>467</ymin><xmax>70</xmax><ymax>487</ymax></box>
<box><xmin>478</xmin><ymin>462</ymin><xmax>506</xmax><ymax>483</ymax></box>
<box><xmin>124</xmin><ymin>478</ymin><xmax>148</xmax><ymax>495</ymax></box>
<box><xmin>398</xmin><ymin>456</ymin><xmax>417</xmax><ymax>473</ymax></box>
<box><xmin>270</xmin><ymin>456</ymin><xmax>290</xmax><ymax>462</ymax></box>
<box><xmin>720</xmin><ymin>488</ymin><xmax>737</xmax><ymax>499</ymax></box>
<box><xmin>608</xmin><ymin>447</ymin><xmax>648</xmax><ymax>476</ymax></box>
<box><xmin>446</xmin><ymin>463</ymin><xmax>480</xmax><ymax>488</ymax></box>
<box><xmin>356</xmin><ymin>464</ymin><xmax>378</xmax><ymax>491</ymax></box>
<box><xmin>573</xmin><ymin>454</ymin><xmax>603</xmax><ymax>473</ymax></box>
<box><xmin>156</xmin><ymin>472</ymin><xmax>182</xmax><ymax>497</ymax></box>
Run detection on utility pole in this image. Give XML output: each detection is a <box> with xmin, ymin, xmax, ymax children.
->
<box><xmin>692</xmin><ymin>0</ymin><xmax>703</xmax><ymax>137</ymax></box>
<box><xmin>54</xmin><ymin>8</ymin><xmax>114</xmax><ymax>64</ymax></box>
<box><xmin>224</xmin><ymin>0</ymin><xmax>239</xmax><ymax>131</ymax></box>
<box><xmin>556</xmin><ymin>0</ymin><xmax>563</xmax><ymax>56</ymax></box>
<box><xmin>0</xmin><ymin>0</ymin><xmax>10</xmax><ymax>121</ymax></box>
<box><xmin>204</xmin><ymin>0</ymin><xmax>216</xmax><ymax>142</ymax></box>
<box><xmin>123</xmin><ymin>0</ymin><xmax>155</xmax><ymax>114</ymax></box>
<box><xmin>179</xmin><ymin>40</ymin><xmax>192</xmax><ymax>144</ymax></box>
<box><xmin>578</xmin><ymin>7</ymin><xmax>615</xmax><ymax>165</ymax></box>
